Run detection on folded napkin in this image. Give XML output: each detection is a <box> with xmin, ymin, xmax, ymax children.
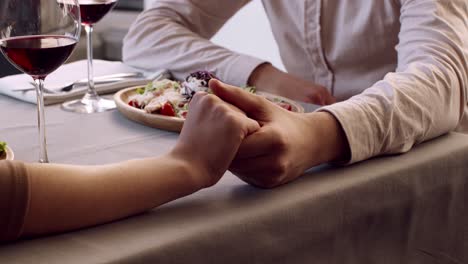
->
<box><xmin>0</xmin><ymin>60</ymin><xmax>153</xmax><ymax>105</ymax></box>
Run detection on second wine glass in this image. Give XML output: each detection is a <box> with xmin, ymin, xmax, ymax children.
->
<box><xmin>62</xmin><ymin>0</ymin><xmax>118</xmax><ymax>114</ymax></box>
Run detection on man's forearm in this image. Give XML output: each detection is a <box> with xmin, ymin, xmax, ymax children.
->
<box><xmin>248</xmin><ymin>63</ymin><xmax>281</xmax><ymax>91</ymax></box>
<box><xmin>123</xmin><ymin>1</ymin><xmax>265</xmax><ymax>87</ymax></box>
<box><xmin>303</xmin><ymin>112</ymin><xmax>351</xmax><ymax>166</ymax></box>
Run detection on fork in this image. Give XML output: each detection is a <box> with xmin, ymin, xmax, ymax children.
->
<box><xmin>14</xmin><ymin>72</ymin><xmax>145</xmax><ymax>93</ymax></box>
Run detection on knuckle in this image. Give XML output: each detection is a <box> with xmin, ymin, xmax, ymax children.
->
<box><xmin>213</xmin><ymin>103</ymin><xmax>230</xmax><ymax>117</ymax></box>
<box><xmin>270</xmin><ymin>131</ymin><xmax>288</xmax><ymax>151</ymax></box>
<box><xmin>203</xmin><ymin>94</ymin><xmax>218</xmax><ymax>105</ymax></box>
<box><xmin>192</xmin><ymin>91</ymin><xmax>207</xmax><ymax>102</ymax></box>
<box><xmin>199</xmin><ymin>94</ymin><xmax>221</xmax><ymax>112</ymax></box>
<box><xmin>272</xmin><ymin>159</ymin><xmax>289</xmax><ymax>176</ymax></box>
<box><xmin>224</xmin><ymin>112</ymin><xmax>238</xmax><ymax>126</ymax></box>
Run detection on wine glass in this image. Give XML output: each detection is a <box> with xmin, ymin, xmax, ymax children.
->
<box><xmin>0</xmin><ymin>0</ymin><xmax>81</xmax><ymax>163</ymax></box>
<box><xmin>61</xmin><ymin>0</ymin><xmax>118</xmax><ymax>113</ymax></box>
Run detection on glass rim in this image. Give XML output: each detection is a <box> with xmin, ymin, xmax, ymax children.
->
<box><xmin>0</xmin><ymin>34</ymin><xmax>80</xmax><ymax>42</ymax></box>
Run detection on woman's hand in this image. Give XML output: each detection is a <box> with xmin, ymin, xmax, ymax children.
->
<box><xmin>171</xmin><ymin>90</ymin><xmax>260</xmax><ymax>189</ymax></box>
<box><xmin>12</xmin><ymin>85</ymin><xmax>260</xmax><ymax>240</ymax></box>
<box><xmin>249</xmin><ymin>63</ymin><xmax>336</xmax><ymax>105</ymax></box>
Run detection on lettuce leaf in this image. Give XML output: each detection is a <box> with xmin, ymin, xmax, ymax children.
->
<box><xmin>136</xmin><ymin>87</ymin><xmax>146</xmax><ymax>95</ymax></box>
<box><xmin>242</xmin><ymin>86</ymin><xmax>256</xmax><ymax>94</ymax></box>
<box><xmin>0</xmin><ymin>142</ymin><xmax>6</xmax><ymax>155</ymax></box>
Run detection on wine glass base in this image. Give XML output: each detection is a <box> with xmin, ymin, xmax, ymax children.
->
<box><xmin>62</xmin><ymin>97</ymin><xmax>116</xmax><ymax>114</ymax></box>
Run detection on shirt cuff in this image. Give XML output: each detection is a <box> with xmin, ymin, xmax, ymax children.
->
<box><xmin>318</xmin><ymin>100</ymin><xmax>377</xmax><ymax>165</ymax></box>
<box><xmin>217</xmin><ymin>54</ymin><xmax>268</xmax><ymax>87</ymax></box>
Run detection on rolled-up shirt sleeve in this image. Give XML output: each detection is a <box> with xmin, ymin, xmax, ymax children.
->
<box><xmin>0</xmin><ymin>161</ymin><xmax>30</xmax><ymax>243</ymax></box>
<box><xmin>320</xmin><ymin>0</ymin><xmax>468</xmax><ymax>164</ymax></box>
<box><xmin>122</xmin><ymin>0</ymin><xmax>267</xmax><ymax>86</ymax></box>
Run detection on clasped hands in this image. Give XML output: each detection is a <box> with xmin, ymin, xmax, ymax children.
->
<box><xmin>172</xmin><ymin>79</ymin><xmax>349</xmax><ymax>189</ymax></box>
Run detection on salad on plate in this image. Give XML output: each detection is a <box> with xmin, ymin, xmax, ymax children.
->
<box><xmin>126</xmin><ymin>70</ymin><xmax>295</xmax><ymax>118</ymax></box>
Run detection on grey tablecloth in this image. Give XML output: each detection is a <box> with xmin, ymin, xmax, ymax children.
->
<box><xmin>0</xmin><ymin>93</ymin><xmax>467</xmax><ymax>263</ymax></box>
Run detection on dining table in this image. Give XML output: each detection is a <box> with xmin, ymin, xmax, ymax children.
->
<box><xmin>0</xmin><ymin>65</ymin><xmax>467</xmax><ymax>263</ymax></box>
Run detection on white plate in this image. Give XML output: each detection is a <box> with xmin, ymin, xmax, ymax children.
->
<box><xmin>1</xmin><ymin>146</ymin><xmax>14</xmax><ymax>161</ymax></box>
<box><xmin>114</xmin><ymin>86</ymin><xmax>304</xmax><ymax>132</ymax></box>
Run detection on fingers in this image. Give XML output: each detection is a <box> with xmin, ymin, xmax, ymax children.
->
<box><xmin>229</xmin><ymin>155</ymin><xmax>289</xmax><ymax>189</ymax></box>
<box><xmin>189</xmin><ymin>91</ymin><xmax>259</xmax><ymax>137</ymax></box>
<box><xmin>188</xmin><ymin>91</ymin><xmax>209</xmax><ymax>113</ymax></box>
<box><xmin>243</xmin><ymin>115</ymin><xmax>261</xmax><ymax>136</ymax></box>
<box><xmin>209</xmin><ymin>79</ymin><xmax>269</xmax><ymax>118</ymax></box>
<box><xmin>192</xmin><ymin>90</ymin><xmax>244</xmax><ymax>115</ymax></box>
<box><xmin>234</xmin><ymin>126</ymin><xmax>286</xmax><ymax>159</ymax></box>
<box><xmin>225</xmin><ymin>102</ymin><xmax>246</xmax><ymax>115</ymax></box>
<box><xmin>325</xmin><ymin>94</ymin><xmax>337</xmax><ymax>105</ymax></box>
<box><xmin>306</xmin><ymin>86</ymin><xmax>336</xmax><ymax>105</ymax></box>
<box><xmin>230</xmin><ymin>155</ymin><xmax>285</xmax><ymax>175</ymax></box>
<box><xmin>178</xmin><ymin>91</ymin><xmax>261</xmax><ymax>188</ymax></box>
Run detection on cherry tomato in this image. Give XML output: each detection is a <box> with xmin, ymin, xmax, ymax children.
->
<box><xmin>160</xmin><ymin>102</ymin><xmax>176</xmax><ymax>116</ymax></box>
<box><xmin>278</xmin><ymin>102</ymin><xmax>293</xmax><ymax>111</ymax></box>
<box><xmin>128</xmin><ymin>100</ymin><xmax>140</xmax><ymax>108</ymax></box>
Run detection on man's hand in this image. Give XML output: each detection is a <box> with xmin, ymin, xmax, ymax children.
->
<box><xmin>210</xmin><ymin>79</ymin><xmax>349</xmax><ymax>188</ymax></box>
<box><xmin>172</xmin><ymin>92</ymin><xmax>260</xmax><ymax>189</ymax></box>
<box><xmin>249</xmin><ymin>63</ymin><xmax>336</xmax><ymax>105</ymax></box>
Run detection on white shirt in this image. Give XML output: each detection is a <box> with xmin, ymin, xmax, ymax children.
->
<box><xmin>123</xmin><ymin>0</ymin><xmax>468</xmax><ymax>164</ymax></box>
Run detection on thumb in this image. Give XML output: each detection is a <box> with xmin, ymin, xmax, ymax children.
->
<box><xmin>209</xmin><ymin>79</ymin><xmax>268</xmax><ymax>118</ymax></box>
<box><xmin>243</xmin><ymin>115</ymin><xmax>261</xmax><ymax>138</ymax></box>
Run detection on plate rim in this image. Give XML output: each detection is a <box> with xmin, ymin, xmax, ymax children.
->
<box><xmin>115</xmin><ymin>87</ymin><xmax>185</xmax><ymax>122</ymax></box>
<box><xmin>114</xmin><ymin>87</ymin><xmax>184</xmax><ymax>132</ymax></box>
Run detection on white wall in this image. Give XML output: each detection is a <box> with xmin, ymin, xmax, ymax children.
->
<box><xmin>211</xmin><ymin>1</ymin><xmax>285</xmax><ymax>71</ymax></box>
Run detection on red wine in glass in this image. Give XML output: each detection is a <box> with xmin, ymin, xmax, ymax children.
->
<box><xmin>0</xmin><ymin>36</ymin><xmax>77</xmax><ymax>79</ymax></box>
<box><xmin>80</xmin><ymin>1</ymin><xmax>118</xmax><ymax>25</ymax></box>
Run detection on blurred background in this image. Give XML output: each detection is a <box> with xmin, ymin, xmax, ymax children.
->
<box><xmin>0</xmin><ymin>0</ymin><xmax>284</xmax><ymax>78</ymax></box>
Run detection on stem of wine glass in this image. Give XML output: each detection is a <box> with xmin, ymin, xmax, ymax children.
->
<box><xmin>85</xmin><ymin>24</ymin><xmax>98</xmax><ymax>98</ymax></box>
<box><xmin>33</xmin><ymin>78</ymin><xmax>49</xmax><ymax>163</ymax></box>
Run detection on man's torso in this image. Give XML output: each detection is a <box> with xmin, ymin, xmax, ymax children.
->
<box><xmin>262</xmin><ymin>0</ymin><xmax>401</xmax><ymax>101</ymax></box>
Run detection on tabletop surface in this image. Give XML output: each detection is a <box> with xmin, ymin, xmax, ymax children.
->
<box><xmin>1</xmin><ymin>89</ymin><xmax>468</xmax><ymax>263</ymax></box>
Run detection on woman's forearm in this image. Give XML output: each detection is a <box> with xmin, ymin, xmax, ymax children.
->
<box><xmin>22</xmin><ymin>154</ymin><xmax>202</xmax><ymax>237</ymax></box>
<box><xmin>8</xmin><ymin>88</ymin><xmax>259</xmax><ymax>240</ymax></box>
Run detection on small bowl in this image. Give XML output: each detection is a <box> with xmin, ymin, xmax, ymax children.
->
<box><xmin>1</xmin><ymin>146</ymin><xmax>14</xmax><ymax>161</ymax></box>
